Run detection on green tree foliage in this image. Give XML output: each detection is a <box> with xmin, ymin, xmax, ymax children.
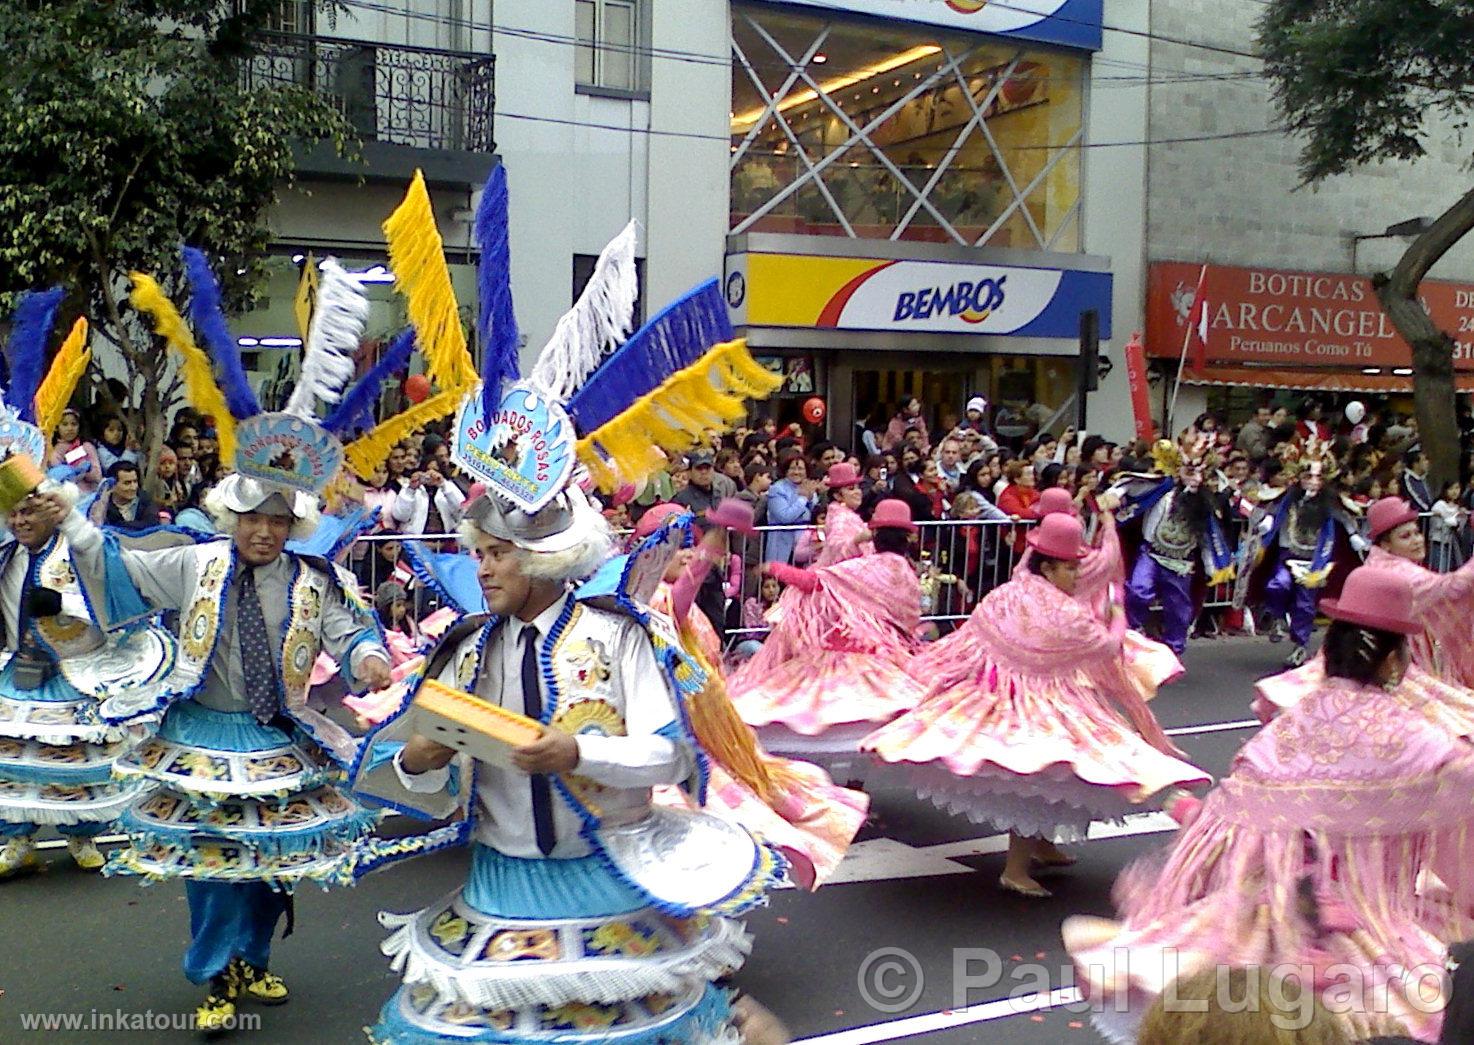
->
<box><xmin>1260</xmin><ymin>1</ymin><xmax>1474</xmax><ymax>485</ymax></box>
<box><xmin>0</xmin><ymin>0</ymin><xmax>353</xmax><ymax>470</ymax></box>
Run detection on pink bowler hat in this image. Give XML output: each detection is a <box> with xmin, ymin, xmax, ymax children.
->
<box><xmin>707</xmin><ymin>497</ymin><xmax>758</xmax><ymax>537</ymax></box>
<box><xmin>1321</xmin><ymin>566</ymin><xmax>1419</xmax><ymax>635</ymax></box>
<box><xmin>633</xmin><ymin>502</ymin><xmax>688</xmax><ymax>541</ymax></box>
<box><xmin>826</xmin><ymin>462</ymin><xmax>862</xmax><ymax>489</ymax></box>
<box><xmin>1036</xmin><ymin>486</ymin><xmax>1077</xmax><ymax>518</ymax></box>
<box><xmin>869</xmin><ymin>498</ymin><xmax>917</xmax><ymax>533</ymax></box>
<box><xmin>1026</xmin><ymin>513</ymin><xmax>1087</xmax><ymax>560</ymax></box>
<box><xmin>1366</xmin><ymin>497</ymin><xmax>1420</xmax><ymax>544</ymax></box>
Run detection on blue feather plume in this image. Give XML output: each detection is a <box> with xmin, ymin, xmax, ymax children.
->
<box><xmin>475</xmin><ymin>165</ymin><xmax>521</xmax><ymax>418</ymax></box>
<box><xmin>322</xmin><ymin>326</ymin><xmax>417</xmax><ymax>437</ymax></box>
<box><xmin>181</xmin><ymin>246</ymin><xmax>261</xmax><ymax>420</ymax></box>
<box><xmin>4</xmin><ymin>287</ymin><xmax>64</xmax><ymax>421</ymax></box>
<box><xmin>566</xmin><ymin>279</ymin><xmax>733</xmax><ymax>434</ymax></box>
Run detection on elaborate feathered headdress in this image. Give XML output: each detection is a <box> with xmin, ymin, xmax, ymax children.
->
<box><xmin>337</xmin><ymin>170</ymin><xmax>482</xmax><ymax>478</ymax></box>
<box><xmin>131</xmin><ymin>250</ymin><xmax>380</xmax><ymax>516</ymax></box>
<box><xmin>448</xmin><ymin>184</ymin><xmax>781</xmax><ymax>518</ymax></box>
<box><xmin>1279</xmin><ymin>433</ymin><xmax>1338</xmax><ymax>480</ymax></box>
<box><xmin>1151</xmin><ymin>433</ymin><xmax>1216</xmax><ymax>477</ymax></box>
<box><xmin>0</xmin><ymin>289</ymin><xmax>91</xmax><ymax>467</ymax></box>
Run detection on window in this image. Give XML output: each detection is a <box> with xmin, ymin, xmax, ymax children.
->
<box><xmin>260</xmin><ymin>0</ymin><xmax>313</xmax><ymax>35</ymax></box>
<box><xmin>730</xmin><ymin>3</ymin><xmax>1084</xmax><ymax>250</ymax></box>
<box><xmin>576</xmin><ymin>0</ymin><xmax>649</xmax><ymax>94</ymax></box>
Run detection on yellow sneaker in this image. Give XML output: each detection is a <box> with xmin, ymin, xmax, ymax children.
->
<box><xmin>195</xmin><ymin>992</ymin><xmax>236</xmax><ymax>1035</ymax></box>
<box><xmin>232</xmin><ymin>960</ymin><xmax>289</xmax><ymax>1005</ymax></box>
<box><xmin>0</xmin><ymin>836</ymin><xmax>37</xmax><ymax>878</ymax></box>
<box><xmin>66</xmin><ymin>837</ymin><xmax>105</xmax><ymax>871</ymax></box>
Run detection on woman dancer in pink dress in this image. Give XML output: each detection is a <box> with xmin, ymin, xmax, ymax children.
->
<box><xmin>864</xmin><ymin>513</ymin><xmax>1209</xmax><ymax>898</ymax></box>
<box><xmin>729</xmin><ymin>499</ymin><xmax>925</xmax><ymax>771</ymax></box>
<box><xmin>814</xmin><ymin>462</ymin><xmax>870</xmax><ymax>567</ymax></box>
<box><xmin>639</xmin><ymin>502</ymin><xmax>869</xmax><ymax>890</ymax></box>
<box><xmin>1012</xmin><ymin>486</ymin><xmax>1184</xmax><ymax>700</ymax></box>
<box><xmin>1256</xmin><ymin>496</ymin><xmax>1474</xmax><ymax>723</ymax></box>
<box><xmin>1065</xmin><ymin>566</ymin><xmax>1474</xmax><ymax>1043</ymax></box>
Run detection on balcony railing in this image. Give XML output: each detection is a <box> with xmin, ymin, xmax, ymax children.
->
<box><xmin>242</xmin><ymin>31</ymin><xmax>496</xmax><ymax>154</ymax></box>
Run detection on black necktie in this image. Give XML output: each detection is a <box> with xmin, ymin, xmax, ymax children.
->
<box><xmin>16</xmin><ymin>552</ymin><xmax>35</xmax><ymax>641</ymax></box>
<box><xmin>237</xmin><ymin>566</ymin><xmax>281</xmax><ymax>724</ymax></box>
<box><xmin>520</xmin><ymin>626</ymin><xmax>556</xmax><ymax>856</ymax></box>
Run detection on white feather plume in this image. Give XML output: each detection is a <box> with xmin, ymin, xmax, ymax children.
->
<box><xmin>285</xmin><ymin>257</ymin><xmax>369</xmax><ymax>418</ymax></box>
<box><xmin>530</xmin><ymin>221</ymin><xmax>639</xmax><ymax>400</ymax></box>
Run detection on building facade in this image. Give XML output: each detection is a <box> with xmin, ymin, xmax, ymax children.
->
<box><xmin>236</xmin><ymin>0</ymin><xmax>1147</xmax><ymax>447</ymax></box>
<box><xmin>1142</xmin><ymin>0</ymin><xmax>1474</xmax><ymax>427</ymax></box>
<box><xmin>724</xmin><ymin>0</ymin><xmax>1142</xmax><ymax>445</ymax></box>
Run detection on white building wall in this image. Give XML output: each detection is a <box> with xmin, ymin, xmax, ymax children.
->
<box><xmin>645</xmin><ymin>3</ymin><xmax>732</xmax><ymax>311</ymax></box>
<box><xmin>1081</xmin><ymin>0</ymin><xmax>1151</xmax><ymax>442</ymax></box>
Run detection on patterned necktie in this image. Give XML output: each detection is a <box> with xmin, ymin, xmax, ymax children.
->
<box><xmin>520</xmin><ymin>626</ymin><xmax>556</xmax><ymax>856</ymax></box>
<box><xmin>237</xmin><ymin>566</ymin><xmax>281</xmax><ymax>725</ymax></box>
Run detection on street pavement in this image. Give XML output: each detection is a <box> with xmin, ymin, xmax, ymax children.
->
<box><xmin>0</xmin><ymin>635</ymin><xmax>1293</xmax><ymax>1043</ymax></box>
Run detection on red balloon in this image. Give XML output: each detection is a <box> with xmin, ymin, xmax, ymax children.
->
<box><xmin>802</xmin><ymin>397</ymin><xmax>826</xmax><ymax>425</ymax></box>
<box><xmin>404</xmin><ymin>374</ymin><xmax>431</xmax><ymax>404</ymax></box>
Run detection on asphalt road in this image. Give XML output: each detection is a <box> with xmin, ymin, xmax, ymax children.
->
<box><xmin>0</xmin><ymin>635</ymin><xmax>1291</xmax><ymax>1044</ymax></box>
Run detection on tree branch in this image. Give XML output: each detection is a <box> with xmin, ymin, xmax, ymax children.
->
<box><xmin>1384</xmin><ymin>183</ymin><xmax>1474</xmax><ymax>299</ymax></box>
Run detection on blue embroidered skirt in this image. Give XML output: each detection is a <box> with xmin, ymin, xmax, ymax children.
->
<box><xmin>370</xmin><ymin>844</ymin><xmax>747</xmax><ymax>1044</ymax></box>
<box><xmin>106</xmin><ymin>699</ymin><xmax>376</xmax><ymax>888</ymax></box>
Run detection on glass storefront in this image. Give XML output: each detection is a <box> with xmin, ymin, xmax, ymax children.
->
<box><xmin>730</xmin><ymin>2</ymin><xmax>1084</xmax><ymax>250</ymax></box>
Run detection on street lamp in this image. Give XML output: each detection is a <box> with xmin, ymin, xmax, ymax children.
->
<box><xmin>1346</xmin><ymin>216</ymin><xmax>1435</xmax><ymax>273</ymax></box>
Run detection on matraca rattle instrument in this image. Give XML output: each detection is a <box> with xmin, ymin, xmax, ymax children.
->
<box><xmin>408</xmin><ymin>678</ymin><xmax>544</xmax><ymax>767</ymax></box>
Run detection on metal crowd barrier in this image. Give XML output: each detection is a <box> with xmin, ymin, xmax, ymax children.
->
<box><xmin>358</xmin><ymin>507</ymin><xmax>1474</xmax><ymax>639</ymax></box>
<box><xmin>341</xmin><ymin>507</ymin><xmax>1466</xmax><ymax>651</ymax></box>
<box><xmin>353</xmin><ymin>515</ymin><xmax>1259</xmax><ymax>645</ymax></box>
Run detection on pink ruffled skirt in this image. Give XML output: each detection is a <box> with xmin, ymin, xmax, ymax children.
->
<box><xmin>863</xmin><ymin>666</ymin><xmax>1209</xmax><ymax>842</ymax></box>
<box><xmin>658</xmin><ymin>756</ymin><xmax>869</xmax><ymax>891</ymax></box>
<box><xmin>729</xmin><ymin>649</ymin><xmax>924</xmax><ymax>738</ymax></box>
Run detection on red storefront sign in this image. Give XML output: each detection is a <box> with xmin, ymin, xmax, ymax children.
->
<box><xmin>1146</xmin><ymin>260</ymin><xmax>1474</xmax><ymax>374</ymax></box>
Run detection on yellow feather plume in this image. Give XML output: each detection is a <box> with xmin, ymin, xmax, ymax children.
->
<box><xmin>128</xmin><ymin>274</ymin><xmax>237</xmax><ymax>464</ymax></box>
<box><xmin>34</xmin><ymin>316</ymin><xmax>91</xmax><ymax>438</ymax></box>
<box><xmin>383</xmin><ymin>170</ymin><xmax>476</xmax><ymax>393</ymax></box>
<box><xmin>343</xmin><ymin>386</ymin><xmax>467</xmax><ymax>479</ymax></box>
<box><xmin>576</xmin><ymin>339</ymin><xmax>783</xmax><ymax>492</ymax></box>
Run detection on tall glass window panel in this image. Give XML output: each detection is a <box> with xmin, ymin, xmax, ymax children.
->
<box><xmin>731</xmin><ymin>3</ymin><xmax>1083</xmax><ymax>250</ymax></box>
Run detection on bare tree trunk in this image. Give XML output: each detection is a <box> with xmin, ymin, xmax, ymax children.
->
<box><xmin>1374</xmin><ymin>183</ymin><xmax>1474</xmax><ymax>490</ymax></box>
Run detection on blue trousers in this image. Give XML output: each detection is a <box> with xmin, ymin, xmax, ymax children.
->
<box><xmin>1264</xmin><ymin>556</ymin><xmax>1320</xmax><ymax>646</ymax></box>
<box><xmin>1125</xmin><ymin>555</ymin><xmax>1195</xmax><ymax>655</ymax></box>
<box><xmin>0</xmin><ymin>821</ymin><xmax>108</xmax><ymax>838</ymax></box>
<box><xmin>183</xmin><ymin>880</ymin><xmax>290</xmax><ymax>984</ymax></box>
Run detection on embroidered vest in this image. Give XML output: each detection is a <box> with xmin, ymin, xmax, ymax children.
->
<box><xmin>175</xmin><ymin>541</ymin><xmax>374</xmax><ymax>699</ymax></box>
<box><xmin>28</xmin><ymin>535</ymin><xmax>109</xmax><ymax>659</ymax></box>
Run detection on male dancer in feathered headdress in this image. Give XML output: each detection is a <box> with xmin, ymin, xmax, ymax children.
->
<box><xmin>1236</xmin><ymin>438</ymin><xmax>1363</xmax><ymax>667</ymax></box>
<box><xmin>1109</xmin><ymin>436</ymin><xmax>1236</xmax><ymax>657</ymax></box>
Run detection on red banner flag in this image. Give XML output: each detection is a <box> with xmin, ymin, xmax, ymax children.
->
<box><xmin>1124</xmin><ymin>330</ymin><xmax>1154</xmax><ymax>441</ymax></box>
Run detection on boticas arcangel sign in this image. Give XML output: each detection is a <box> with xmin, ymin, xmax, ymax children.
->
<box><xmin>727</xmin><ymin>251</ymin><xmax>1113</xmax><ymax>340</ymax></box>
<box><xmin>1146</xmin><ymin>260</ymin><xmax>1474</xmax><ymax>371</ymax></box>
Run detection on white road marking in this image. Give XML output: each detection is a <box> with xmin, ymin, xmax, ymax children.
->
<box><xmin>1164</xmin><ymin>718</ymin><xmax>1259</xmax><ymax>736</ymax></box>
<box><xmin>793</xmin><ymin>988</ymin><xmax>1084</xmax><ymax>1044</ymax></box>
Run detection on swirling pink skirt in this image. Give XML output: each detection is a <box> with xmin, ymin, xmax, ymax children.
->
<box><xmin>863</xmin><ymin>667</ymin><xmax>1209</xmax><ymax>841</ymax></box>
<box><xmin>658</xmin><ymin>756</ymin><xmax>869</xmax><ymax>891</ymax></box>
<box><xmin>729</xmin><ymin>649</ymin><xmax>924</xmax><ymax>737</ymax></box>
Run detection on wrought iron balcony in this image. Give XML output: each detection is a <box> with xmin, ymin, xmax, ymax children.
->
<box><xmin>242</xmin><ymin>31</ymin><xmax>495</xmax><ymax>154</ymax></box>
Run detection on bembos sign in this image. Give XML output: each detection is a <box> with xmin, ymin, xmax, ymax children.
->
<box><xmin>1146</xmin><ymin>260</ymin><xmax>1474</xmax><ymax>371</ymax></box>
